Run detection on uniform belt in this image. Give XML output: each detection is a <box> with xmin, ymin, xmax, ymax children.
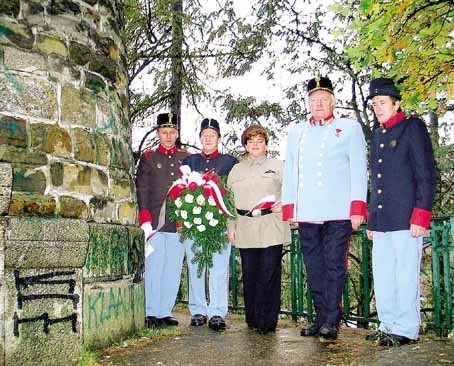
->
<box><xmin>236</xmin><ymin>208</ymin><xmax>273</xmax><ymax>217</ymax></box>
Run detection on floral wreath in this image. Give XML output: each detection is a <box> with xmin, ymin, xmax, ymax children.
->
<box><xmin>167</xmin><ymin>165</ymin><xmax>235</xmax><ymax>276</ymax></box>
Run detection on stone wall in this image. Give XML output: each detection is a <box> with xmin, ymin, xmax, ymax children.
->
<box><xmin>0</xmin><ymin>1</ymin><xmax>143</xmax><ymax>365</ymax></box>
<box><xmin>0</xmin><ymin>0</ymin><xmax>135</xmax><ymax>224</ymax></box>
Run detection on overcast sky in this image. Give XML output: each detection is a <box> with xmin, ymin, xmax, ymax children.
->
<box><xmin>131</xmin><ymin>0</ymin><xmax>334</xmax><ymax>156</ymax></box>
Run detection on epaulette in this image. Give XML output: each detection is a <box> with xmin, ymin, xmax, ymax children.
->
<box><xmin>177</xmin><ymin>147</ymin><xmax>191</xmax><ymax>153</ymax></box>
<box><xmin>142</xmin><ymin>148</ymin><xmax>157</xmax><ymax>159</ymax></box>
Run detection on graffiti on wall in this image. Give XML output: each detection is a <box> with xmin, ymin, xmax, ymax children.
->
<box><xmin>13</xmin><ymin>270</ymin><xmax>79</xmax><ymax>337</ymax></box>
<box><xmin>84</xmin><ymin>228</ymin><xmax>144</xmax><ymax>278</ymax></box>
<box><xmin>129</xmin><ymin>233</ymin><xmax>144</xmax><ymax>282</ymax></box>
<box><xmin>85</xmin><ymin>283</ymin><xmax>144</xmax><ymax>329</ymax></box>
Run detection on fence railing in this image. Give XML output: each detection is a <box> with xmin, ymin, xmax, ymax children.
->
<box><xmin>226</xmin><ymin>217</ymin><xmax>453</xmax><ymax>336</ymax></box>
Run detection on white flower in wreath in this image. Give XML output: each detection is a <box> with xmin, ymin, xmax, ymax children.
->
<box><xmin>193</xmin><ymin>217</ymin><xmax>202</xmax><ymax>225</ymax></box>
<box><xmin>207</xmin><ymin>196</ymin><xmax>216</xmax><ymax>206</ymax></box>
<box><xmin>184</xmin><ymin>221</ymin><xmax>193</xmax><ymax>228</ymax></box>
<box><xmin>175</xmin><ymin>197</ymin><xmax>183</xmax><ymax>208</ymax></box>
<box><xmin>197</xmin><ymin>224</ymin><xmax>206</xmax><ymax>232</ymax></box>
<box><xmin>208</xmin><ymin>218</ymin><xmax>219</xmax><ymax>227</ymax></box>
<box><xmin>185</xmin><ymin>194</ymin><xmax>194</xmax><ymax>203</ymax></box>
<box><xmin>192</xmin><ymin>206</ymin><xmax>202</xmax><ymax>214</ymax></box>
<box><xmin>205</xmin><ymin>211</ymin><xmax>214</xmax><ymax>220</ymax></box>
<box><xmin>180</xmin><ymin>210</ymin><xmax>188</xmax><ymax>219</ymax></box>
<box><xmin>196</xmin><ymin>194</ymin><xmax>205</xmax><ymax>206</ymax></box>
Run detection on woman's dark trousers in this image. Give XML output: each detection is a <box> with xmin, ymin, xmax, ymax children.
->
<box><xmin>240</xmin><ymin>244</ymin><xmax>283</xmax><ymax>332</ymax></box>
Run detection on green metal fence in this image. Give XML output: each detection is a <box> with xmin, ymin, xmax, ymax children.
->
<box><xmin>227</xmin><ymin>217</ymin><xmax>453</xmax><ymax>336</ymax></box>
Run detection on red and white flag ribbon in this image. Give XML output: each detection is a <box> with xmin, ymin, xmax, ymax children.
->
<box><xmin>245</xmin><ymin>195</ymin><xmax>276</xmax><ymax>217</ymax></box>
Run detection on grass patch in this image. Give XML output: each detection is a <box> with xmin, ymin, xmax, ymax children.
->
<box><xmin>78</xmin><ymin>346</ymin><xmax>100</xmax><ymax>366</ymax></box>
<box><xmin>78</xmin><ymin>326</ymin><xmax>187</xmax><ymax>365</ymax></box>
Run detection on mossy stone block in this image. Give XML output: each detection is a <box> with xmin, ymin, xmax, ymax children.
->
<box><xmin>35</xmin><ymin>35</ymin><xmax>68</xmax><ymax>58</ymax></box>
<box><xmin>0</xmin><ymin>115</ymin><xmax>27</xmax><ymax>148</ymax></box>
<box><xmin>59</xmin><ymin>195</ymin><xmax>88</xmax><ymax>219</ymax></box>
<box><xmin>9</xmin><ymin>193</ymin><xmax>56</xmax><ymax>217</ymax></box>
<box><xmin>0</xmin><ymin>145</ymin><xmax>47</xmax><ymax>165</ymax></box>
<box><xmin>61</xmin><ymin>85</ymin><xmax>95</xmax><ymax>128</ymax></box>
<box><xmin>73</xmin><ymin>128</ymin><xmax>95</xmax><ymax>163</ymax></box>
<box><xmin>31</xmin><ymin>123</ymin><xmax>72</xmax><ymax>158</ymax></box>
<box><xmin>12</xmin><ymin>164</ymin><xmax>46</xmax><ymax>193</ymax></box>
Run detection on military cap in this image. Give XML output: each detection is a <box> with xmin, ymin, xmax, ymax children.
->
<box><xmin>367</xmin><ymin>77</ymin><xmax>402</xmax><ymax>100</ymax></box>
<box><xmin>157</xmin><ymin>112</ymin><xmax>179</xmax><ymax>129</ymax></box>
<box><xmin>199</xmin><ymin>118</ymin><xmax>221</xmax><ymax>137</ymax></box>
<box><xmin>307</xmin><ymin>76</ymin><xmax>334</xmax><ymax>95</ymax></box>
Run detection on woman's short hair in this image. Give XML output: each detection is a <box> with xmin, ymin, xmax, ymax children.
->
<box><xmin>241</xmin><ymin>124</ymin><xmax>269</xmax><ymax>146</ymax></box>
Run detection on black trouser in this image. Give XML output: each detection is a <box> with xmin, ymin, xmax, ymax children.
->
<box><xmin>239</xmin><ymin>245</ymin><xmax>283</xmax><ymax>331</ymax></box>
<box><xmin>298</xmin><ymin>221</ymin><xmax>352</xmax><ymax>328</ymax></box>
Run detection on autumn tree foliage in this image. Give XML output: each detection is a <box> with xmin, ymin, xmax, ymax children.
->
<box><xmin>338</xmin><ymin>0</ymin><xmax>453</xmax><ymax>214</ymax></box>
<box><xmin>342</xmin><ymin>0</ymin><xmax>453</xmax><ymax>112</ymax></box>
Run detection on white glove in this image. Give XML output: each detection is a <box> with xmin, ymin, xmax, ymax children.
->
<box><xmin>141</xmin><ymin>222</ymin><xmax>156</xmax><ymax>240</ymax></box>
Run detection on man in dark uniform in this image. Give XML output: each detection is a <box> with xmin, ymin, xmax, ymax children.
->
<box><xmin>136</xmin><ymin>112</ymin><xmax>190</xmax><ymax>327</ymax></box>
<box><xmin>182</xmin><ymin>118</ymin><xmax>237</xmax><ymax>331</ymax></box>
<box><xmin>366</xmin><ymin>78</ymin><xmax>436</xmax><ymax>346</ymax></box>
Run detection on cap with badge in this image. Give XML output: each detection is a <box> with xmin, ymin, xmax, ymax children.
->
<box><xmin>199</xmin><ymin>118</ymin><xmax>221</xmax><ymax>137</ymax></box>
<box><xmin>367</xmin><ymin>77</ymin><xmax>402</xmax><ymax>100</ymax></box>
<box><xmin>307</xmin><ymin>76</ymin><xmax>334</xmax><ymax>95</ymax></box>
<box><xmin>157</xmin><ymin>112</ymin><xmax>179</xmax><ymax>129</ymax></box>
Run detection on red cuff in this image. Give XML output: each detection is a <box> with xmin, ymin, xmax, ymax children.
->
<box><xmin>410</xmin><ymin>207</ymin><xmax>432</xmax><ymax>229</ymax></box>
<box><xmin>138</xmin><ymin>209</ymin><xmax>152</xmax><ymax>226</ymax></box>
<box><xmin>282</xmin><ymin>204</ymin><xmax>295</xmax><ymax>221</ymax></box>
<box><xmin>350</xmin><ymin>200</ymin><xmax>367</xmax><ymax>217</ymax></box>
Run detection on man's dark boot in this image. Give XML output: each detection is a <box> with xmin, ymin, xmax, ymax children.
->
<box><xmin>208</xmin><ymin>316</ymin><xmax>226</xmax><ymax>331</ymax></box>
<box><xmin>300</xmin><ymin>324</ymin><xmax>320</xmax><ymax>337</ymax></box>
<box><xmin>319</xmin><ymin>325</ymin><xmax>338</xmax><ymax>340</ymax></box>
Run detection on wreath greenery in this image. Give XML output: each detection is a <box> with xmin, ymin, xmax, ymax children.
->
<box><xmin>167</xmin><ymin>171</ymin><xmax>235</xmax><ymax>276</ymax></box>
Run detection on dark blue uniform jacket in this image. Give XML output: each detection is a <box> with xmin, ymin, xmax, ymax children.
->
<box><xmin>367</xmin><ymin>116</ymin><xmax>436</xmax><ymax>232</ymax></box>
<box><xmin>183</xmin><ymin>152</ymin><xmax>238</xmax><ymax>177</ymax></box>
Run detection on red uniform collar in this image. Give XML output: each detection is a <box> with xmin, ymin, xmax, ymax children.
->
<box><xmin>201</xmin><ymin>150</ymin><xmax>219</xmax><ymax>159</ymax></box>
<box><xmin>158</xmin><ymin>144</ymin><xmax>177</xmax><ymax>155</ymax></box>
<box><xmin>382</xmin><ymin>111</ymin><xmax>405</xmax><ymax>129</ymax></box>
<box><xmin>310</xmin><ymin>113</ymin><xmax>334</xmax><ymax>126</ymax></box>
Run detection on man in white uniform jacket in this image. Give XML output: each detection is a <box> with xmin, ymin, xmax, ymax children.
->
<box><xmin>282</xmin><ymin>76</ymin><xmax>368</xmax><ymax>340</ymax></box>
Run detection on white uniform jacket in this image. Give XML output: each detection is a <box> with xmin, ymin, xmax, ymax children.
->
<box><xmin>282</xmin><ymin>118</ymin><xmax>368</xmax><ymax>222</ymax></box>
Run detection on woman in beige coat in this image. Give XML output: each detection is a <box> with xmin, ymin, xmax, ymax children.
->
<box><xmin>227</xmin><ymin>125</ymin><xmax>290</xmax><ymax>334</ymax></box>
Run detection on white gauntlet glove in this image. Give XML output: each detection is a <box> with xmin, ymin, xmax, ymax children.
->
<box><xmin>141</xmin><ymin>222</ymin><xmax>156</xmax><ymax>240</ymax></box>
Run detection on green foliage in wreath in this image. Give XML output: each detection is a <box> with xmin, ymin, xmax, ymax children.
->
<box><xmin>168</xmin><ymin>176</ymin><xmax>236</xmax><ymax>277</ymax></box>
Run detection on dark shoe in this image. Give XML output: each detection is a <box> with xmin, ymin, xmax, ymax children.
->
<box><xmin>190</xmin><ymin>314</ymin><xmax>208</xmax><ymax>327</ymax></box>
<box><xmin>300</xmin><ymin>324</ymin><xmax>320</xmax><ymax>337</ymax></box>
<box><xmin>247</xmin><ymin>320</ymin><xmax>257</xmax><ymax>330</ymax></box>
<box><xmin>319</xmin><ymin>325</ymin><xmax>338</xmax><ymax>340</ymax></box>
<box><xmin>159</xmin><ymin>316</ymin><xmax>179</xmax><ymax>326</ymax></box>
<box><xmin>145</xmin><ymin>316</ymin><xmax>160</xmax><ymax>328</ymax></box>
<box><xmin>208</xmin><ymin>316</ymin><xmax>226</xmax><ymax>331</ymax></box>
<box><xmin>379</xmin><ymin>333</ymin><xmax>412</xmax><ymax>347</ymax></box>
<box><xmin>257</xmin><ymin>327</ymin><xmax>276</xmax><ymax>335</ymax></box>
<box><xmin>366</xmin><ymin>330</ymin><xmax>386</xmax><ymax>341</ymax></box>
